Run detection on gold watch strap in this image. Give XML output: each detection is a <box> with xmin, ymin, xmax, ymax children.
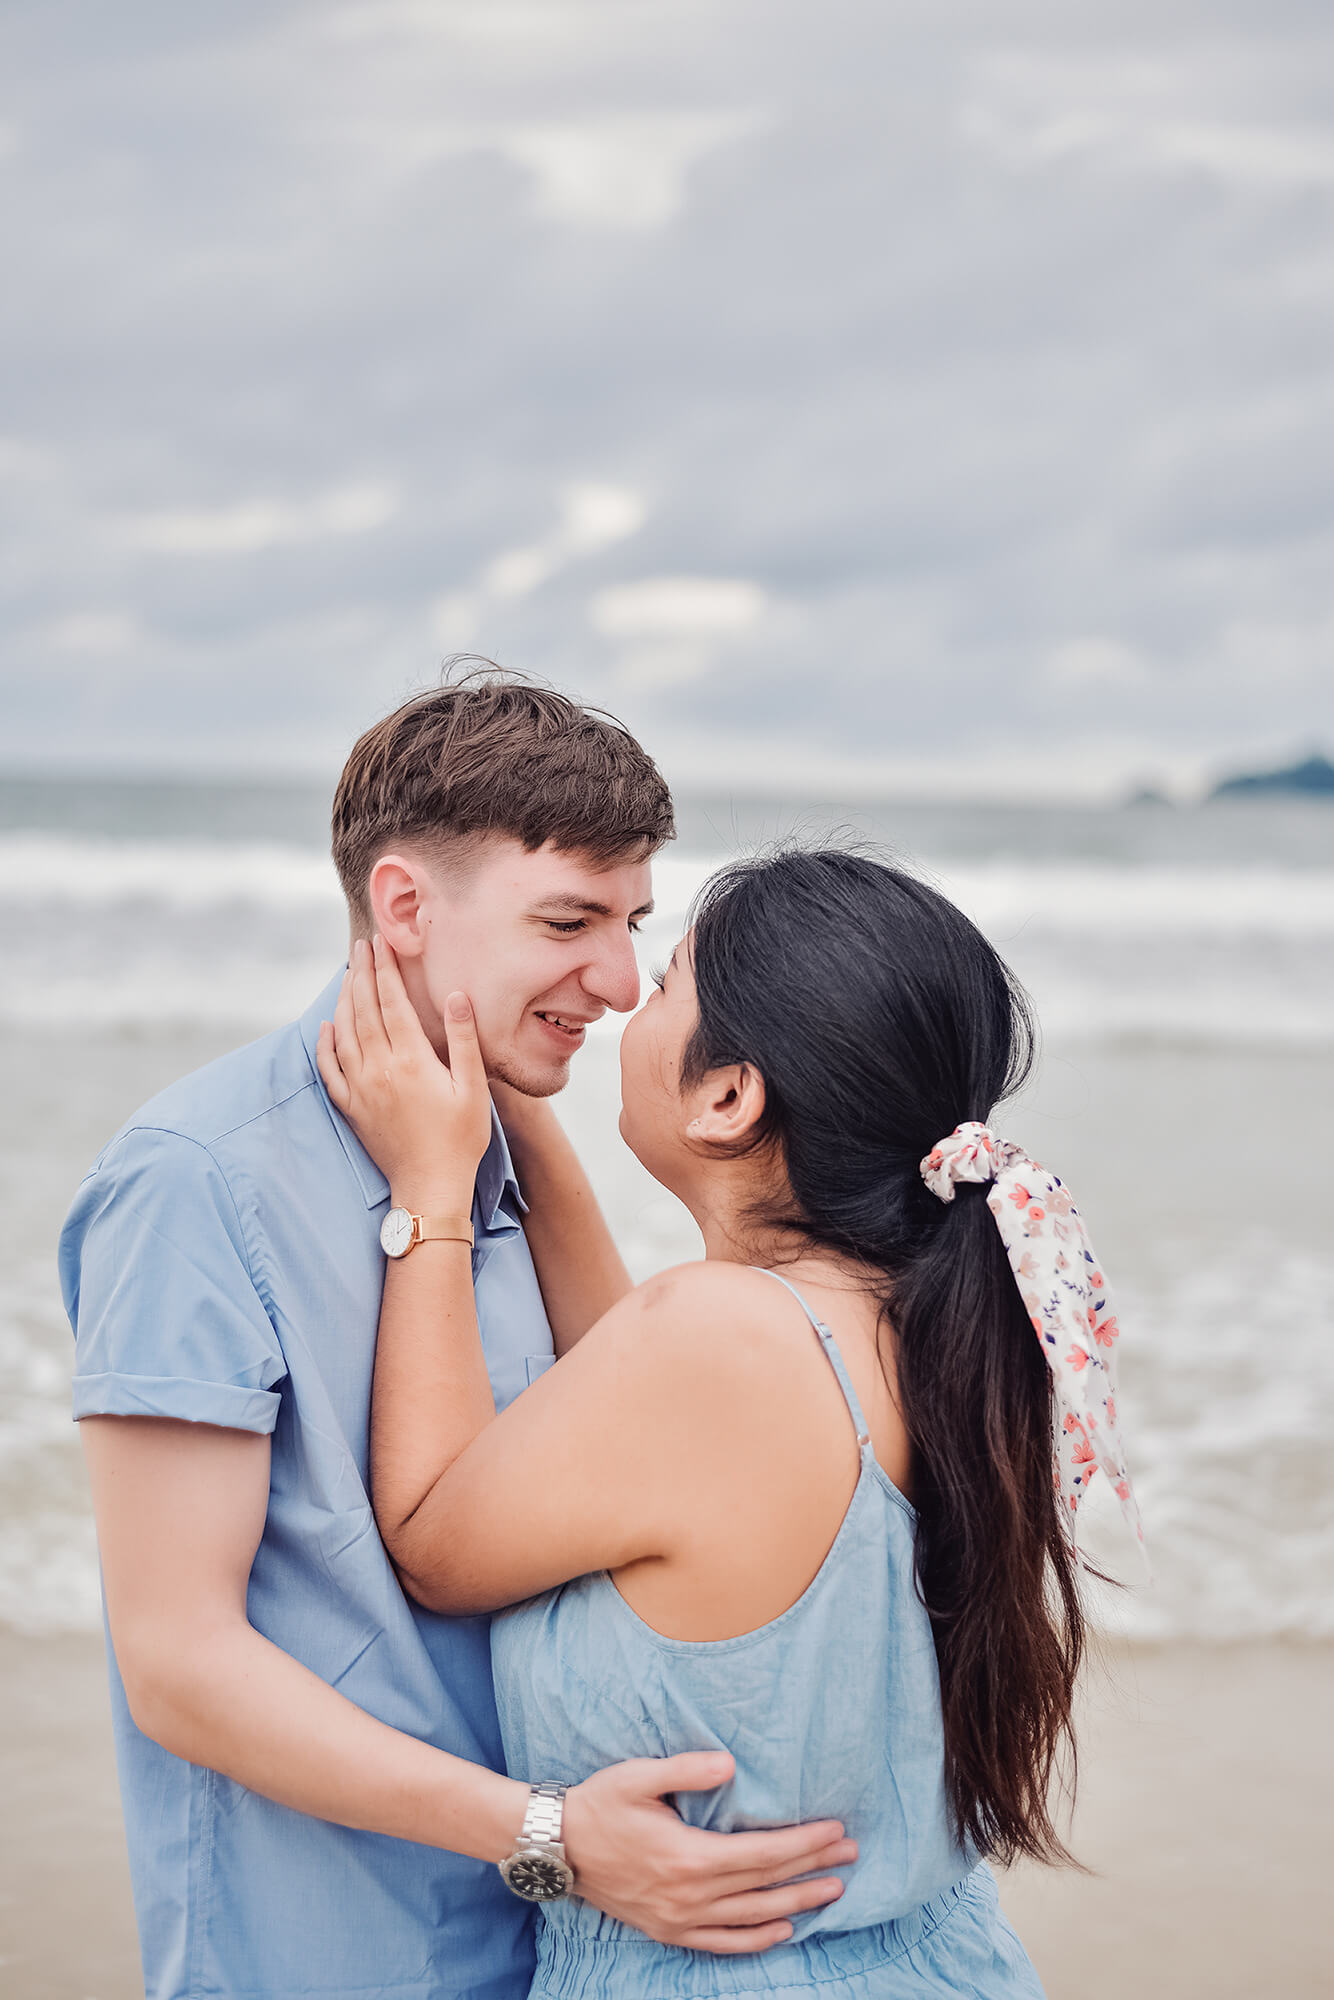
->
<box><xmin>410</xmin><ymin>1215</ymin><xmax>475</xmax><ymax>1250</ymax></box>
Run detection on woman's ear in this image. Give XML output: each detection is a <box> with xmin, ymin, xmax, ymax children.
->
<box><xmin>685</xmin><ymin>1063</ymin><xmax>767</xmax><ymax>1150</ymax></box>
<box><xmin>366</xmin><ymin>854</ymin><xmax>431</xmax><ymax>959</ymax></box>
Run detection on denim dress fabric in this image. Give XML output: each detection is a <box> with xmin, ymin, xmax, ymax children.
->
<box><xmin>490</xmin><ymin>1270</ymin><xmax>1046</xmax><ymax>1999</ymax></box>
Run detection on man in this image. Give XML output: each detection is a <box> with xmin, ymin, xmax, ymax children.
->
<box><xmin>60</xmin><ymin>676</ymin><xmax>850</xmax><ymax>2000</ymax></box>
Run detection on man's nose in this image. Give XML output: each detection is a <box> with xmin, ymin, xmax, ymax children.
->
<box><xmin>582</xmin><ymin>932</ymin><xmax>641</xmax><ymax>1014</ymax></box>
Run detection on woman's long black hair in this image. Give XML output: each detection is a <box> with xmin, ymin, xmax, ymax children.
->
<box><xmin>683</xmin><ymin>846</ymin><xmax>1084</xmax><ymax>1866</ymax></box>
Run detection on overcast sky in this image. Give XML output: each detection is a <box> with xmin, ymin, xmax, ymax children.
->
<box><xmin>2</xmin><ymin>0</ymin><xmax>1332</xmax><ymax>798</ymax></box>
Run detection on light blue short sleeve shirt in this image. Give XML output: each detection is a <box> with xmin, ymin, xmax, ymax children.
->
<box><xmin>59</xmin><ymin>972</ymin><xmax>554</xmax><ymax>2000</ymax></box>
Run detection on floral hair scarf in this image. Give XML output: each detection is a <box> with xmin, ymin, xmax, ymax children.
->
<box><xmin>920</xmin><ymin>1121</ymin><xmax>1143</xmax><ymax>1548</ymax></box>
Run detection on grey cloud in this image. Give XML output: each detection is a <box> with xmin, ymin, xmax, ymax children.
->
<box><xmin>1</xmin><ymin>0</ymin><xmax>1332</xmax><ymax>791</ymax></box>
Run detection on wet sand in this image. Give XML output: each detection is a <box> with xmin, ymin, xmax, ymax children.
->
<box><xmin>1001</xmin><ymin>1637</ymin><xmax>1332</xmax><ymax>1997</ymax></box>
<box><xmin>1</xmin><ymin>1631</ymin><xmax>1328</xmax><ymax>1998</ymax></box>
<box><xmin>0</xmin><ymin>1632</ymin><xmax>138</xmax><ymax>2000</ymax></box>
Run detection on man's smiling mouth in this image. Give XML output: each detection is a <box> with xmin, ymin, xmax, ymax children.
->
<box><xmin>535</xmin><ymin>1010</ymin><xmax>595</xmax><ymax>1041</ymax></box>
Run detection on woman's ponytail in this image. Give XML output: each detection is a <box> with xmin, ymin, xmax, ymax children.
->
<box><xmin>890</xmin><ymin>1186</ymin><xmax>1083</xmax><ymax>1863</ymax></box>
<box><xmin>684</xmin><ymin>846</ymin><xmax>1090</xmax><ymax>1866</ymax></box>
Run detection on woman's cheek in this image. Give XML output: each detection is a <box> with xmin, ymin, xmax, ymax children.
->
<box><xmin>617</xmin><ymin>1022</ymin><xmax>657</xmax><ymax>1158</ymax></box>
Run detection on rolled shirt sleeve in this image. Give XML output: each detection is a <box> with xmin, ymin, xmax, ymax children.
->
<box><xmin>61</xmin><ymin>1126</ymin><xmax>287</xmax><ymax>1433</ymax></box>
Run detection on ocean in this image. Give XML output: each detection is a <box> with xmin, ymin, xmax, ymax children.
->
<box><xmin>2</xmin><ymin>775</ymin><xmax>1331</xmax><ymax>1646</ymax></box>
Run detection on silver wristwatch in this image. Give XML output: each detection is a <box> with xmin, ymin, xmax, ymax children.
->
<box><xmin>498</xmin><ymin>1781</ymin><xmax>575</xmax><ymax>1902</ymax></box>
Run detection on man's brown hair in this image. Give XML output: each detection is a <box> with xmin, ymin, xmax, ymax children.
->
<box><xmin>331</xmin><ymin>665</ymin><xmax>675</xmax><ymax>929</ymax></box>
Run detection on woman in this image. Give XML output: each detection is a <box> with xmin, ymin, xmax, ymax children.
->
<box><xmin>318</xmin><ymin>848</ymin><xmax>1139</xmax><ymax>1999</ymax></box>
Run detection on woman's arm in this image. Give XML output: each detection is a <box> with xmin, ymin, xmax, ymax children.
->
<box><xmin>318</xmin><ymin>943</ymin><xmax>498</xmax><ymax>1537</ymax></box>
<box><xmin>377</xmin><ymin>1272</ymin><xmax>713</xmax><ymax>1612</ymax></box>
<box><xmin>489</xmin><ymin>1082</ymin><xmax>633</xmax><ymax>1355</ymax></box>
<box><xmin>317</xmin><ymin>941</ymin><xmax>713</xmax><ymax>1610</ymax></box>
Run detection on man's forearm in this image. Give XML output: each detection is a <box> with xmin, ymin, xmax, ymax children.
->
<box><xmin>84</xmin><ymin>1416</ymin><xmax>856</xmax><ymax>1957</ymax></box>
<box><xmin>126</xmin><ymin>1614</ymin><xmax>527</xmax><ymax>1862</ymax></box>
<box><xmin>499</xmin><ymin>1101</ymin><xmax>633</xmax><ymax>1352</ymax></box>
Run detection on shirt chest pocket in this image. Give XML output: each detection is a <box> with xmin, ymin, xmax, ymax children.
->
<box><xmin>525</xmin><ymin>1353</ymin><xmax>557</xmax><ymax>1386</ymax></box>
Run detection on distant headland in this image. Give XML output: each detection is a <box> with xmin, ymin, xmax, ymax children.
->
<box><xmin>1208</xmin><ymin>752</ymin><xmax>1334</xmax><ymax>801</ymax></box>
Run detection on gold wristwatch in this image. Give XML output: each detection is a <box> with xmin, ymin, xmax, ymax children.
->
<box><xmin>379</xmin><ymin>1208</ymin><xmax>474</xmax><ymax>1259</ymax></box>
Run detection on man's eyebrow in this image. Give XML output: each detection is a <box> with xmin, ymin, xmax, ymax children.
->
<box><xmin>529</xmin><ymin>895</ymin><xmax>656</xmax><ymax>919</ymax></box>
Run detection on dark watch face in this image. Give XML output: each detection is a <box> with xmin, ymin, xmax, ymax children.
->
<box><xmin>500</xmin><ymin>1852</ymin><xmax>572</xmax><ymax>1901</ymax></box>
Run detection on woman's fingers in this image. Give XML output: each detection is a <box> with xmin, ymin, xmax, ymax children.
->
<box><xmin>441</xmin><ymin>992</ymin><xmax>495</xmax><ymax>1159</ymax></box>
<box><xmin>442</xmin><ymin>991</ymin><xmax>488</xmax><ymax>1096</ymax></box>
<box><xmin>315</xmin><ymin>1021</ymin><xmax>352</xmax><ymax>1113</ymax></box>
<box><xmin>349</xmin><ymin>937</ymin><xmax>390</xmax><ymax>1067</ymax></box>
<box><xmin>331</xmin><ymin>966</ymin><xmax>361</xmax><ymax>1075</ymax></box>
<box><xmin>371</xmin><ymin>935</ymin><xmax>425</xmax><ymax>1055</ymax></box>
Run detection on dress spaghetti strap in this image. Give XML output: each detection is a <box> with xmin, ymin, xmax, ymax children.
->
<box><xmin>753</xmin><ymin>1267</ymin><xmax>873</xmax><ymax>1452</ymax></box>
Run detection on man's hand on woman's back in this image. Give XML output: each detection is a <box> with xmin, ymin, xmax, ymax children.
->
<box><xmin>564</xmin><ymin>1754</ymin><xmax>855</xmax><ymax>1953</ymax></box>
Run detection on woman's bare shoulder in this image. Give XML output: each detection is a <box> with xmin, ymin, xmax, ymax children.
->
<box><xmin>579</xmin><ymin>1259</ymin><xmax>817</xmax><ymax>1399</ymax></box>
<box><xmin>614</xmin><ymin>1259</ymin><xmax>794</xmax><ymax>1333</ymax></box>
<box><xmin>585</xmin><ymin>1261</ymin><xmax>867</xmax><ymax>1622</ymax></box>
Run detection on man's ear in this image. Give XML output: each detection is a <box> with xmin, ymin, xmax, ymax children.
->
<box><xmin>685</xmin><ymin>1063</ymin><xmax>767</xmax><ymax>1150</ymax></box>
<box><xmin>366</xmin><ymin>854</ymin><xmax>432</xmax><ymax>959</ymax></box>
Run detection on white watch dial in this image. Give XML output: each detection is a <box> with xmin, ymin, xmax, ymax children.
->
<box><xmin>380</xmin><ymin>1207</ymin><xmax>415</xmax><ymax>1258</ymax></box>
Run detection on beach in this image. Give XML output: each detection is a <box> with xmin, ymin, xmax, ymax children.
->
<box><xmin>1004</xmin><ymin>1638</ymin><xmax>1334</xmax><ymax>1996</ymax></box>
<box><xmin>3</xmin><ymin>1629</ymin><xmax>1329</xmax><ymax>1998</ymax></box>
<box><xmin>2</xmin><ymin>778</ymin><xmax>1331</xmax><ymax>1994</ymax></box>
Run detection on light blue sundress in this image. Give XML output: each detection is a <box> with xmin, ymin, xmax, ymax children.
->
<box><xmin>490</xmin><ymin>1270</ymin><xmax>1047</xmax><ymax>1999</ymax></box>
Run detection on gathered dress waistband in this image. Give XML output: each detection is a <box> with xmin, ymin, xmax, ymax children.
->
<box><xmin>531</xmin><ymin>1868</ymin><xmax>990</xmax><ymax>1999</ymax></box>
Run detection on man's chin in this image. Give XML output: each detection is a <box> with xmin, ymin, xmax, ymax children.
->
<box><xmin>488</xmin><ymin>1053</ymin><xmax>571</xmax><ymax>1099</ymax></box>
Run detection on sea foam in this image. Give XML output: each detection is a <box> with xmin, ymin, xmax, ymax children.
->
<box><xmin>3</xmin><ymin>835</ymin><xmax>1332</xmax><ymax>1045</ymax></box>
<box><xmin>7</xmin><ymin>832</ymin><xmax>1334</xmax><ymax>931</ymax></box>
<box><xmin>7</xmin><ymin>1235</ymin><xmax>1328</xmax><ymax>1641</ymax></box>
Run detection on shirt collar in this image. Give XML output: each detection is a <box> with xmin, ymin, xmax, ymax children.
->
<box><xmin>476</xmin><ymin>1107</ymin><xmax>527</xmax><ymax>1232</ymax></box>
<box><xmin>298</xmin><ymin>969</ymin><xmax>525</xmax><ymax>1228</ymax></box>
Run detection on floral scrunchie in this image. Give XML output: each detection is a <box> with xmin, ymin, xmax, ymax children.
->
<box><xmin>920</xmin><ymin>1121</ymin><xmax>1143</xmax><ymax>1546</ymax></box>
